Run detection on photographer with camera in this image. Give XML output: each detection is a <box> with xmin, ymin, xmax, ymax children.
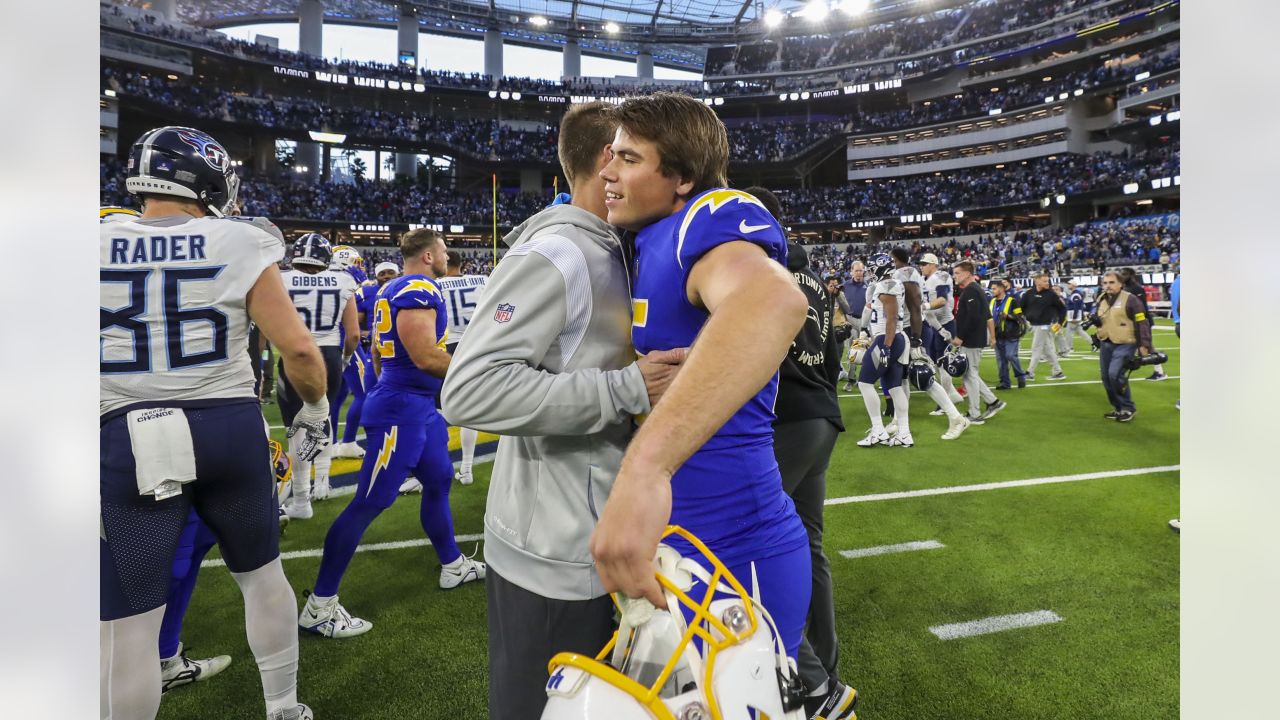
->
<box><xmin>990</xmin><ymin>279</ymin><xmax>1029</xmax><ymax>390</ymax></box>
<box><xmin>1092</xmin><ymin>271</ymin><xmax>1153</xmax><ymax>422</ymax></box>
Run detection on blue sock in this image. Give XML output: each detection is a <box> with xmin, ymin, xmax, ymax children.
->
<box><xmin>158</xmin><ymin>514</ymin><xmax>218</xmax><ymax>658</ymax></box>
<box><xmin>330</xmin><ymin>379</ymin><xmax>349</xmax><ymax>442</ymax></box>
<box><xmin>419</xmin><ymin>469</ymin><xmax>460</xmax><ymax>566</ymax></box>
<box><xmin>314</xmin><ymin>498</ymin><xmax>384</xmax><ymax>598</ymax></box>
<box><xmin>342</xmin><ymin>391</ymin><xmax>364</xmax><ymax>444</ymax></box>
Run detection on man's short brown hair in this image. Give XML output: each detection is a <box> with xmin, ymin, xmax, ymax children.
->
<box><xmin>954</xmin><ymin>261</ymin><xmax>975</xmax><ymax>275</ymax></box>
<box><xmin>400</xmin><ymin>228</ymin><xmax>443</xmax><ymax>260</ymax></box>
<box><xmin>558</xmin><ymin>101</ymin><xmax>616</xmax><ymax>190</ymax></box>
<box><xmin>612</xmin><ymin>92</ymin><xmax>729</xmax><ymax>195</ymax></box>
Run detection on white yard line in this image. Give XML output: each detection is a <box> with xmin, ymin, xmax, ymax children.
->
<box><xmin>839</xmin><ymin>540</ymin><xmax>945</xmax><ymax>559</ymax></box>
<box><xmin>929</xmin><ymin>610</ymin><xmax>1063</xmax><ymax>640</ymax></box>
<box><xmin>201</xmin><ymin>533</ymin><xmax>486</xmax><ymax>568</ymax></box>
<box><xmin>824</xmin><ymin>465</ymin><xmax>1179</xmax><ymax>506</ymax></box>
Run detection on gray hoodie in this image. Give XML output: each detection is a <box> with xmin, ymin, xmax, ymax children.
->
<box><xmin>439</xmin><ymin>202</ymin><xmax>648</xmax><ymax>601</ymax></box>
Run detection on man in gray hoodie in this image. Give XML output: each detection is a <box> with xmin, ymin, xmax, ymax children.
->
<box><xmin>439</xmin><ymin>102</ymin><xmax>685</xmax><ymax>720</ymax></box>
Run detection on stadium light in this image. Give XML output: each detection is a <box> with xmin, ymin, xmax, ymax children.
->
<box><xmin>488</xmin><ymin>90</ymin><xmax>498</xmax><ymax>98</ymax></box>
<box><xmin>1073</xmin><ymin>88</ymin><xmax>1084</xmax><ymax>96</ymax></box>
<box><xmin>788</xmin><ymin>92</ymin><xmax>800</xmax><ymax>100</ymax></box>
<box><xmin>1134</xmin><ymin>71</ymin><xmax>1151</xmax><ymax>82</ymax></box>
<box><xmin>800</xmin><ymin>0</ymin><xmax>829</xmax><ymax>21</ymax></box>
<box><xmin>713</xmin><ymin>97</ymin><xmax>724</xmax><ymax>105</ymax></box>
<box><xmin>955</xmin><ymin>210</ymin><xmax>964</xmax><ymax>219</ymax></box>
<box><xmin>779</xmin><ymin>93</ymin><xmax>789</xmax><ymax>101</ymax></box>
<box><xmin>1058</xmin><ymin>92</ymin><xmax>1068</xmax><ymax>100</ymax></box>
<box><xmin>839</xmin><ymin>0</ymin><xmax>871</xmax><ymax>14</ymax></box>
<box><xmin>1149</xmin><ymin>116</ymin><xmax>1162</xmax><ymax>126</ymax></box>
<box><xmin>1044</xmin><ymin>95</ymin><xmax>1054</xmax><ymax>103</ymax></box>
<box><xmin>1166</xmin><ymin>110</ymin><xmax>1180</xmax><ymax>121</ymax></box>
<box><xmin>308</xmin><ymin>131</ymin><xmax>347</xmax><ymax>143</ymax></box>
<box><xmin>604</xmin><ymin>21</ymin><xmax>620</xmax><ymax>33</ymax></box>
<box><xmin>529</xmin><ymin>16</ymin><xmax>548</xmax><ymax>26</ymax></box>
<box><xmin>1123</xmin><ymin>183</ymin><xmax>1139</xmax><ymax>194</ymax></box>
<box><xmin>500</xmin><ymin>91</ymin><xmax>511</xmax><ymax>99</ymax></box>
<box><xmin>764</xmin><ymin>9</ymin><xmax>784</xmax><ymax>27</ymax></box>
<box><xmin>800</xmin><ymin>91</ymin><xmax>811</xmax><ymax>100</ymax></box>
<box><xmin>1174</xmin><ymin>175</ymin><xmax>1180</xmax><ymax>185</ymax></box>
<box><xmin>1055</xmin><ymin>194</ymin><xmax>1066</xmax><ymax>205</ymax></box>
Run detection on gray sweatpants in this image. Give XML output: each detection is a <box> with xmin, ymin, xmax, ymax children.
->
<box><xmin>1028</xmin><ymin>325</ymin><xmax>1062</xmax><ymax>375</ymax></box>
<box><xmin>487</xmin><ymin>568</ymin><xmax>616</xmax><ymax>720</ymax></box>
<box><xmin>774</xmin><ymin>417</ymin><xmax>842</xmax><ymax>692</ymax></box>
<box><xmin>961</xmin><ymin>346</ymin><xmax>998</xmax><ymax>418</ymax></box>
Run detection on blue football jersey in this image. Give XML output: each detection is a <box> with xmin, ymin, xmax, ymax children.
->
<box><xmin>355</xmin><ymin>282</ymin><xmax>380</xmax><ymax>334</ymax></box>
<box><xmin>630</xmin><ymin>188</ymin><xmax>802</xmax><ymax>564</ymax></box>
<box><xmin>369</xmin><ymin>274</ymin><xmax>448</xmax><ymax>398</ymax></box>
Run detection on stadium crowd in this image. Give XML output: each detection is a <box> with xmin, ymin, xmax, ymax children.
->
<box><xmin>706</xmin><ymin>0</ymin><xmax>1169</xmax><ymax>78</ymax></box>
<box><xmin>101</xmin><ymin>140</ymin><xmax>1176</xmax><ymax>227</ymax></box>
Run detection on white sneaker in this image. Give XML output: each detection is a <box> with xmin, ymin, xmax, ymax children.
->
<box><xmin>284</xmin><ymin>498</ymin><xmax>313</xmax><ymax>520</ymax></box>
<box><xmin>338</xmin><ymin>441</ymin><xmax>367</xmax><ymax>458</ymax></box>
<box><xmin>160</xmin><ymin>642</ymin><xmax>231</xmax><ymax>693</ymax></box>
<box><xmin>312</xmin><ymin>476</ymin><xmax>331</xmax><ymax>501</ymax></box>
<box><xmin>856</xmin><ymin>429</ymin><xmax>890</xmax><ymax>448</ymax></box>
<box><xmin>455</xmin><ymin>470</ymin><xmax>474</xmax><ymax>486</ymax></box>
<box><xmin>941</xmin><ymin>414</ymin><xmax>971</xmax><ymax>440</ymax></box>
<box><xmin>299</xmin><ymin>594</ymin><xmax>372</xmax><ymax>638</ymax></box>
<box><xmin>929</xmin><ymin>406</ymin><xmax>946</xmax><ymax>416</ymax></box>
<box><xmin>887</xmin><ymin>432</ymin><xmax>914</xmax><ymax>447</ymax></box>
<box><xmin>399</xmin><ymin>477</ymin><xmax>423</xmax><ymax>494</ymax></box>
<box><xmin>278</xmin><ymin>505</ymin><xmax>290</xmax><ymax>533</ymax></box>
<box><xmin>885</xmin><ymin>420</ymin><xmax>898</xmax><ymax>436</ymax></box>
<box><xmin>439</xmin><ymin>554</ymin><xmax>486</xmax><ymax>590</ymax></box>
<box><xmin>267</xmin><ymin>703</ymin><xmax>314</xmax><ymax>720</ymax></box>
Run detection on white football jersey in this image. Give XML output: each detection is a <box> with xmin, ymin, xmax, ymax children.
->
<box><xmin>924</xmin><ymin>270</ymin><xmax>955</xmax><ymax>324</ymax></box>
<box><xmin>438</xmin><ymin>274</ymin><xmax>488</xmax><ymax>345</ymax></box>
<box><xmin>100</xmin><ymin>215</ymin><xmax>285</xmax><ymax>416</ymax></box>
<box><xmin>892</xmin><ymin>266</ymin><xmax>923</xmax><ymax>286</ymax></box>
<box><xmin>280</xmin><ymin>268</ymin><xmax>358</xmax><ymax>347</ymax></box>
<box><xmin>868</xmin><ymin>278</ymin><xmax>906</xmax><ymax>337</ymax></box>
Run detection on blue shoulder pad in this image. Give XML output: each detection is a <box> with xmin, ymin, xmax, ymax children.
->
<box><xmin>675</xmin><ymin>189</ymin><xmax>787</xmax><ymax>275</ymax></box>
<box><xmin>389</xmin><ymin>277</ymin><xmax>444</xmax><ymax>312</ymax></box>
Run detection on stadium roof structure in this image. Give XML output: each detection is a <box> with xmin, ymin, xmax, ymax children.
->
<box><xmin>120</xmin><ymin>0</ymin><xmax>965</xmax><ymax>70</ymax></box>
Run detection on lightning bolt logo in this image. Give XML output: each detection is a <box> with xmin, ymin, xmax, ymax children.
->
<box><xmin>676</xmin><ymin>189</ymin><xmax>769</xmax><ymax>269</ymax></box>
<box><xmin>395</xmin><ymin>278</ymin><xmax>442</xmax><ymax>301</ymax></box>
<box><xmin>367</xmin><ymin>427</ymin><xmax>398</xmax><ymax>497</ymax></box>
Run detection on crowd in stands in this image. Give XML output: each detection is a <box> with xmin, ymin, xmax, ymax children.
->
<box><xmin>706</xmin><ymin>0</ymin><xmax>1169</xmax><ymax>80</ymax></box>
<box><xmin>776</xmin><ymin>143</ymin><xmax>1178</xmax><ymax>222</ymax></box>
<box><xmin>804</xmin><ymin>212</ymin><xmax>1179</xmax><ymax>283</ymax></box>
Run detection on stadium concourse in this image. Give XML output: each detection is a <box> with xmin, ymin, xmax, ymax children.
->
<box><xmin>100</xmin><ymin>0</ymin><xmax>1179</xmax><ymax>718</ymax></box>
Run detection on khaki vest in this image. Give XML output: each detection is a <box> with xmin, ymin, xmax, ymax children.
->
<box><xmin>1097</xmin><ymin>290</ymin><xmax>1136</xmax><ymax>344</ymax></box>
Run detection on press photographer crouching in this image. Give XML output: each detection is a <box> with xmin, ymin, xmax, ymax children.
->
<box><xmin>1090</xmin><ymin>271</ymin><xmax>1154</xmax><ymax>422</ymax></box>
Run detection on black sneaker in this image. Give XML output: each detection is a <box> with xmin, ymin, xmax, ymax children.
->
<box><xmin>995</xmin><ymin>384</ymin><xmax>1012</xmax><ymax>390</ymax></box>
<box><xmin>966</xmin><ymin>414</ymin><xmax>986</xmax><ymax>425</ymax></box>
<box><xmin>805</xmin><ymin>681</ymin><xmax>859</xmax><ymax>720</ymax></box>
<box><xmin>981</xmin><ymin>399</ymin><xmax>1007</xmax><ymax>420</ymax></box>
<box><xmin>1017</xmin><ymin>375</ymin><xmax>1027</xmax><ymax>389</ymax></box>
<box><xmin>1103</xmin><ymin>410</ymin><xmax>1121</xmax><ymax>420</ymax></box>
<box><xmin>1116</xmin><ymin>409</ymin><xmax>1136</xmax><ymax>422</ymax></box>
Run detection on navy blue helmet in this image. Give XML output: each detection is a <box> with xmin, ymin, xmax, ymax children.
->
<box><xmin>908</xmin><ymin>359</ymin><xmax>935</xmax><ymax>392</ymax></box>
<box><xmin>126</xmin><ymin>126</ymin><xmax>239</xmax><ymax>217</ymax></box>
<box><xmin>865</xmin><ymin>253</ymin><xmax>895</xmax><ymax>282</ymax></box>
<box><xmin>939</xmin><ymin>347</ymin><xmax>968</xmax><ymax>377</ymax></box>
<box><xmin>291</xmin><ymin>233</ymin><xmax>333</xmax><ymax>269</ymax></box>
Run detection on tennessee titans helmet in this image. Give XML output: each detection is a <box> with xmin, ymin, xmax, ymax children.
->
<box><xmin>865</xmin><ymin>253</ymin><xmax>895</xmax><ymax>282</ymax></box>
<box><xmin>939</xmin><ymin>347</ymin><xmax>968</xmax><ymax>377</ymax></box>
<box><xmin>291</xmin><ymin>233</ymin><xmax>333</xmax><ymax>269</ymax></box>
<box><xmin>125</xmin><ymin>126</ymin><xmax>239</xmax><ymax>217</ymax></box>
<box><xmin>908</xmin><ymin>359</ymin><xmax>935</xmax><ymax>391</ymax></box>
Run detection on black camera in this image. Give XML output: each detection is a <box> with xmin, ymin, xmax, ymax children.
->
<box><xmin>1123</xmin><ymin>350</ymin><xmax>1169</xmax><ymax>371</ymax></box>
<box><xmin>1080</xmin><ymin>314</ymin><xmax>1102</xmax><ymax>331</ymax></box>
<box><xmin>834</xmin><ymin>323</ymin><xmax>854</xmax><ymax>343</ymax></box>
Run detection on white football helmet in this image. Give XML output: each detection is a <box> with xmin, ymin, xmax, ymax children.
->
<box><xmin>541</xmin><ymin>526</ymin><xmax>806</xmax><ymax>720</ymax></box>
<box><xmin>849</xmin><ymin>333</ymin><xmax>872</xmax><ymax>365</ymax></box>
<box><xmin>331</xmin><ymin>245</ymin><xmax>363</xmax><ymax>270</ymax></box>
<box><xmin>100</xmin><ymin>206</ymin><xmax>141</xmax><ymax>224</ymax></box>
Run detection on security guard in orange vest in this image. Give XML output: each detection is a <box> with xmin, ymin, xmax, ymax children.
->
<box><xmin>1094</xmin><ymin>270</ymin><xmax>1153</xmax><ymax>422</ymax></box>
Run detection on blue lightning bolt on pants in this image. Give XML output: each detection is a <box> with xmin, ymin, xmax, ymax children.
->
<box><xmin>313</xmin><ymin>411</ymin><xmax>459</xmax><ymax>597</ymax></box>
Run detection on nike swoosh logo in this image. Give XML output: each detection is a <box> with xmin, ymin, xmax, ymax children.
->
<box><xmin>739</xmin><ymin>220</ymin><xmax>771</xmax><ymax>234</ymax></box>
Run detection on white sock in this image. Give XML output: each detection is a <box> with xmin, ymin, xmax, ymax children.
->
<box><xmin>460</xmin><ymin>427</ymin><xmax>477</xmax><ymax>473</ymax></box>
<box><xmin>442</xmin><ymin>555</ymin><xmax>465</xmax><ymax>571</ymax></box>
<box><xmin>288</xmin><ymin>435</ymin><xmax>311</xmax><ymax>503</ymax></box>
<box><xmin>313</xmin><ymin>444</ymin><xmax>332</xmax><ymax>483</ymax></box>
<box><xmin>1153</xmin><ymin>364</ymin><xmax>1164</xmax><ymax>374</ymax></box>
<box><xmin>231</xmin><ymin>558</ymin><xmax>299</xmax><ymax>715</ymax></box>
<box><xmin>858</xmin><ymin>382</ymin><xmax>885</xmax><ymax>433</ymax></box>
<box><xmin>926</xmin><ymin>382</ymin><xmax>962</xmax><ymax>420</ymax></box>
<box><xmin>888</xmin><ymin>385</ymin><xmax>910</xmax><ymax>436</ymax></box>
<box><xmin>101</xmin><ymin>606</ymin><xmax>165</xmax><ymax>720</ymax></box>
<box><xmin>938</xmin><ymin>370</ymin><xmax>964</xmax><ymax>403</ymax></box>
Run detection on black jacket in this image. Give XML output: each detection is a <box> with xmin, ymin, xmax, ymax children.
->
<box><xmin>1019</xmin><ymin>286</ymin><xmax>1067</xmax><ymax>325</ymax></box>
<box><xmin>955</xmin><ymin>281</ymin><xmax>991</xmax><ymax>348</ymax></box>
<box><xmin>775</xmin><ymin>265</ymin><xmax>845</xmax><ymax>430</ymax></box>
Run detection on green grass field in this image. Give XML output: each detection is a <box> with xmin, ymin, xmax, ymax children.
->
<box><xmin>158</xmin><ymin>325</ymin><xmax>1179</xmax><ymax>720</ymax></box>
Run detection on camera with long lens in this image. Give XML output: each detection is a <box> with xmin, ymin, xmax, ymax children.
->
<box><xmin>1123</xmin><ymin>350</ymin><xmax>1169</xmax><ymax>371</ymax></box>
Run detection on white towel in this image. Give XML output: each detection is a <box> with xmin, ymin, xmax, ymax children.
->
<box><xmin>126</xmin><ymin>408</ymin><xmax>197</xmax><ymax>500</ymax></box>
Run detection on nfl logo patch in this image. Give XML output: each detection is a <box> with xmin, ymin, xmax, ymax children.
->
<box><xmin>494</xmin><ymin>303</ymin><xmax>515</xmax><ymax>323</ymax></box>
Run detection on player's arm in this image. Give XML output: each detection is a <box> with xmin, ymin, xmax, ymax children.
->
<box><xmin>440</xmin><ymin>247</ymin><xmax>670</xmax><ymax>436</ymax></box>
<box><xmin>397</xmin><ymin>308</ymin><xmax>452</xmax><ymax>378</ymax></box>
<box><xmin>340</xmin><ymin>295</ymin><xmax>359</xmax><ymax>360</ymax></box>
<box><xmin>902</xmin><ymin>282</ymin><xmax>922</xmax><ymax>339</ymax></box>
<box><xmin>246</xmin><ymin>265</ymin><xmax>325</xmax><ymax>403</ymax></box>
<box><xmin>591</xmin><ymin>240</ymin><xmax>806</xmax><ymax>606</ymax></box>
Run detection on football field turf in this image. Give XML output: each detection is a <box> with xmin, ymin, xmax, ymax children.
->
<box><xmin>158</xmin><ymin>325</ymin><xmax>1179</xmax><ymax>720</ymax></box>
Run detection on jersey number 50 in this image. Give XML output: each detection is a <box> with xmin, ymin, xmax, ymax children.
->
<box><xmin>101</xmin><ymin>267</ymin><xmax>228</xmax><ymax>374</ymax></box>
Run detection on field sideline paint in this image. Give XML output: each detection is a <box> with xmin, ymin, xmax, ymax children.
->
<box><xmin>929</xmin><ymin>610</ymin><xmax>1063</xmax><ymax>640</ymax></box>
<box><xmin>840</xmin><ymin>540</ymin><xmax>945</xmax><ymax>558</ymax></box>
